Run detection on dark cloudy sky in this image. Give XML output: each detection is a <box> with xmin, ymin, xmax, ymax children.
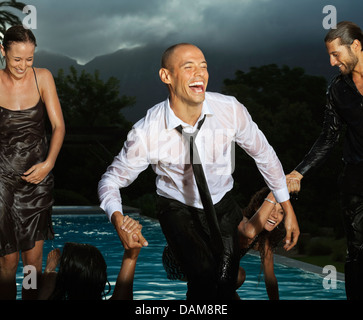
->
<box><xmin>22</xmin><ymin>0</ymin><xmax>362</xmax><ymax>66</ymax></box>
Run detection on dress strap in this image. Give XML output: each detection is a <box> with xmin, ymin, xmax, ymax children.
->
<box><xmin>32</xmin><ymin>67</ymin><xmax>43</xmax><ymax>101</ymax></box>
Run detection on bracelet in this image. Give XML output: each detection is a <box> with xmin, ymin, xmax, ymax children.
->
<box><xmin>264</xmin><ymin>198</ymin><xmax>277</xmax><ymax>205</ymax></box>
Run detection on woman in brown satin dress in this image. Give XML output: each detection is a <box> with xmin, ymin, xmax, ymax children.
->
<box><xmin>0</xmin><ymin>26</ymin><xmax>65</xmax><ymax>299</ymax></box>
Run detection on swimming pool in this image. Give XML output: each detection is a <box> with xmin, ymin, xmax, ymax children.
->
<box><xmin>15</xmin><ymin>213</ymin><xmax>346</xmax><ymax>300</ymax></box>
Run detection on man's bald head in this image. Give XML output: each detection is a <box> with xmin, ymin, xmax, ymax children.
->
<box><xmin>161</xmin><ymin>43</ymin><xmax>201</xmax><ymax>71</ymax></box>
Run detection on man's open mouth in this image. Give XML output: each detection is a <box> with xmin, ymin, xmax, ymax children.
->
<box><xmin>189</xmin><ymin>81</ymin><xmax>205</xmax><ymax>93</ymax></box>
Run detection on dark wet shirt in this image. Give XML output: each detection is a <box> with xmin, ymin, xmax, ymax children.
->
<box><xmin>296</xmin><ymin>73</ymin><xmax>363</xmax><ymax>175</ymax></box>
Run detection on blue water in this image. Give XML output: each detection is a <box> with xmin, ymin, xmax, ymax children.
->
<box><xmin>16</xmin><ymin>213</ymin><xmax>346</xmax><ymax>300</ymax></box>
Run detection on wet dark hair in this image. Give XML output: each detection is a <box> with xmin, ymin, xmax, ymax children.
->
<box><xmin>325</xmin><ymin>21</ymin><xmax>363</xmax><ymax>50</ymax></box>
<box><xmin>2</xmin><ymin>25</ymin><xmax>37</xmax><ymax>51</ymax></box>
<box><xmin>49</xmin><ymin>242</ymin><xmax>109</xmax><ymax>300</ymax></box>
<box><xmin>242</xmin><ymin>187</ymin><xmax>286</xmax><ymax>262</ymax></box>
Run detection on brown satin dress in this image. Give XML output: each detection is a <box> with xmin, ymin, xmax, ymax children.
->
<box><xmin>0</xmin><ymin>69</ymin><xmax>54</xmax><ymax>257</ymax></box>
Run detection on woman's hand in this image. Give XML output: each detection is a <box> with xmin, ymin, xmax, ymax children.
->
<box><xmin>22</xmin><ymin>161</ymin><xmax>53</xmax><ymax>184</ymax></box>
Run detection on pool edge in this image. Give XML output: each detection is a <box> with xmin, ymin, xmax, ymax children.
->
<box><xmin>249</xmin><ymin>251</ymin><xmax>345</xmax><ymax>282</ymax></box>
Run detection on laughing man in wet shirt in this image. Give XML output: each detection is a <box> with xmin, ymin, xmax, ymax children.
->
<box><xmin>98</xmin><ymin>43</ymin><xmax>299</xmax><ymax>300</ymax></box>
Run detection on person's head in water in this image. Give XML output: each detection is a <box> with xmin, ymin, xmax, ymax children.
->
<box><xmin>49</xmin><ymin>242</ymin><xmax>109</xmax><ymax>300</ymax></box>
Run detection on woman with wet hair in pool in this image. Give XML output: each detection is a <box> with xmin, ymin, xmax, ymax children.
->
<box><xmin>163</xmin><ymin>187</ymin><xmax>286</xmax><ymax>300</ymax></box>
<box><xmin>39</xmin><ymin>215</ymin><xmax>147</xmax><ymax>300</ymax></box>
<box><xmin>0</xmin><ymin>25</ymin><xmax>65</xmax><ymax>299</ymax></box>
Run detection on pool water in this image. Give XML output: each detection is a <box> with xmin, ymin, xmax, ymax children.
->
<box><xmin>16</xmin><ymin>213</ymin><xmax>346</xmax><ymax>300</ymax></box>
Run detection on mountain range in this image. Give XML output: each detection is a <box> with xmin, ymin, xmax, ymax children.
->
<box><xmin>34</xmin><ymin>44</ymin><xmax>334</xmax><ymax>123</ymax></box>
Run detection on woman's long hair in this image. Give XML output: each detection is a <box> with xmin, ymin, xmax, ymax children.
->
<box><xmin>242</xmin><ymin>187</ymin><xmax>286</xmax><ymax>262</ymax></box>
<box><xmin>49</xmin><ymin>242</ymin><xmax>108</xmax><ymax>300</ymax></box>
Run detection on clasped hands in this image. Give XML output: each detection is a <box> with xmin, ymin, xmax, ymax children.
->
<box><xmin>111</xmin><ymin>212</ymin><xmax>148</xmax><ymax>251</ymax></box>
<box><xmin>282</xmin><ymin>170</ymin><xmax>304</xmax><ymax>251</ymax></box>
<box><xmin>286</xmin><ymin>170</ymin><xmax>303</xmax><ymax>194</ymax></box>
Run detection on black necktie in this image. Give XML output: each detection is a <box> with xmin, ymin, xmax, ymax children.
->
<box><xmin>176</xmin><ymin>116</ymin><xmax>224</xmax><ymax>257</ymax></box>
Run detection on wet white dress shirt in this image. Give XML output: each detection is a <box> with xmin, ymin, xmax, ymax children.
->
<box><xmin>98</xmin><ymin>92</ymin><xmax>289</xmax><ymax>220</ymax></box>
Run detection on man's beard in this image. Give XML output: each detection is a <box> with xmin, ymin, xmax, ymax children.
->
<box><xmin>340</xmin><ymin>48</ymin><xmax>359</xmax><ymax>75</ymax></box>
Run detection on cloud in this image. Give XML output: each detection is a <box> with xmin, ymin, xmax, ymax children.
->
<box><xmin>20</xmin><ymin>0</ymin><xmax>363</xmax><ymax>65</ymax></box>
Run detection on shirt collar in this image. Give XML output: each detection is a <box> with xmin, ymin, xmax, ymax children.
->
<box><xmin>165</xmin><ymin>96</ymin><xmax>214</xmax><ymax>130</ymax></box>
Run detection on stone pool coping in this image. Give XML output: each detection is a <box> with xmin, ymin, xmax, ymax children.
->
<box><xmin>249</xmin><ymin>250</ymin><xmax>345</xmax><ymax>282</ymax></box>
